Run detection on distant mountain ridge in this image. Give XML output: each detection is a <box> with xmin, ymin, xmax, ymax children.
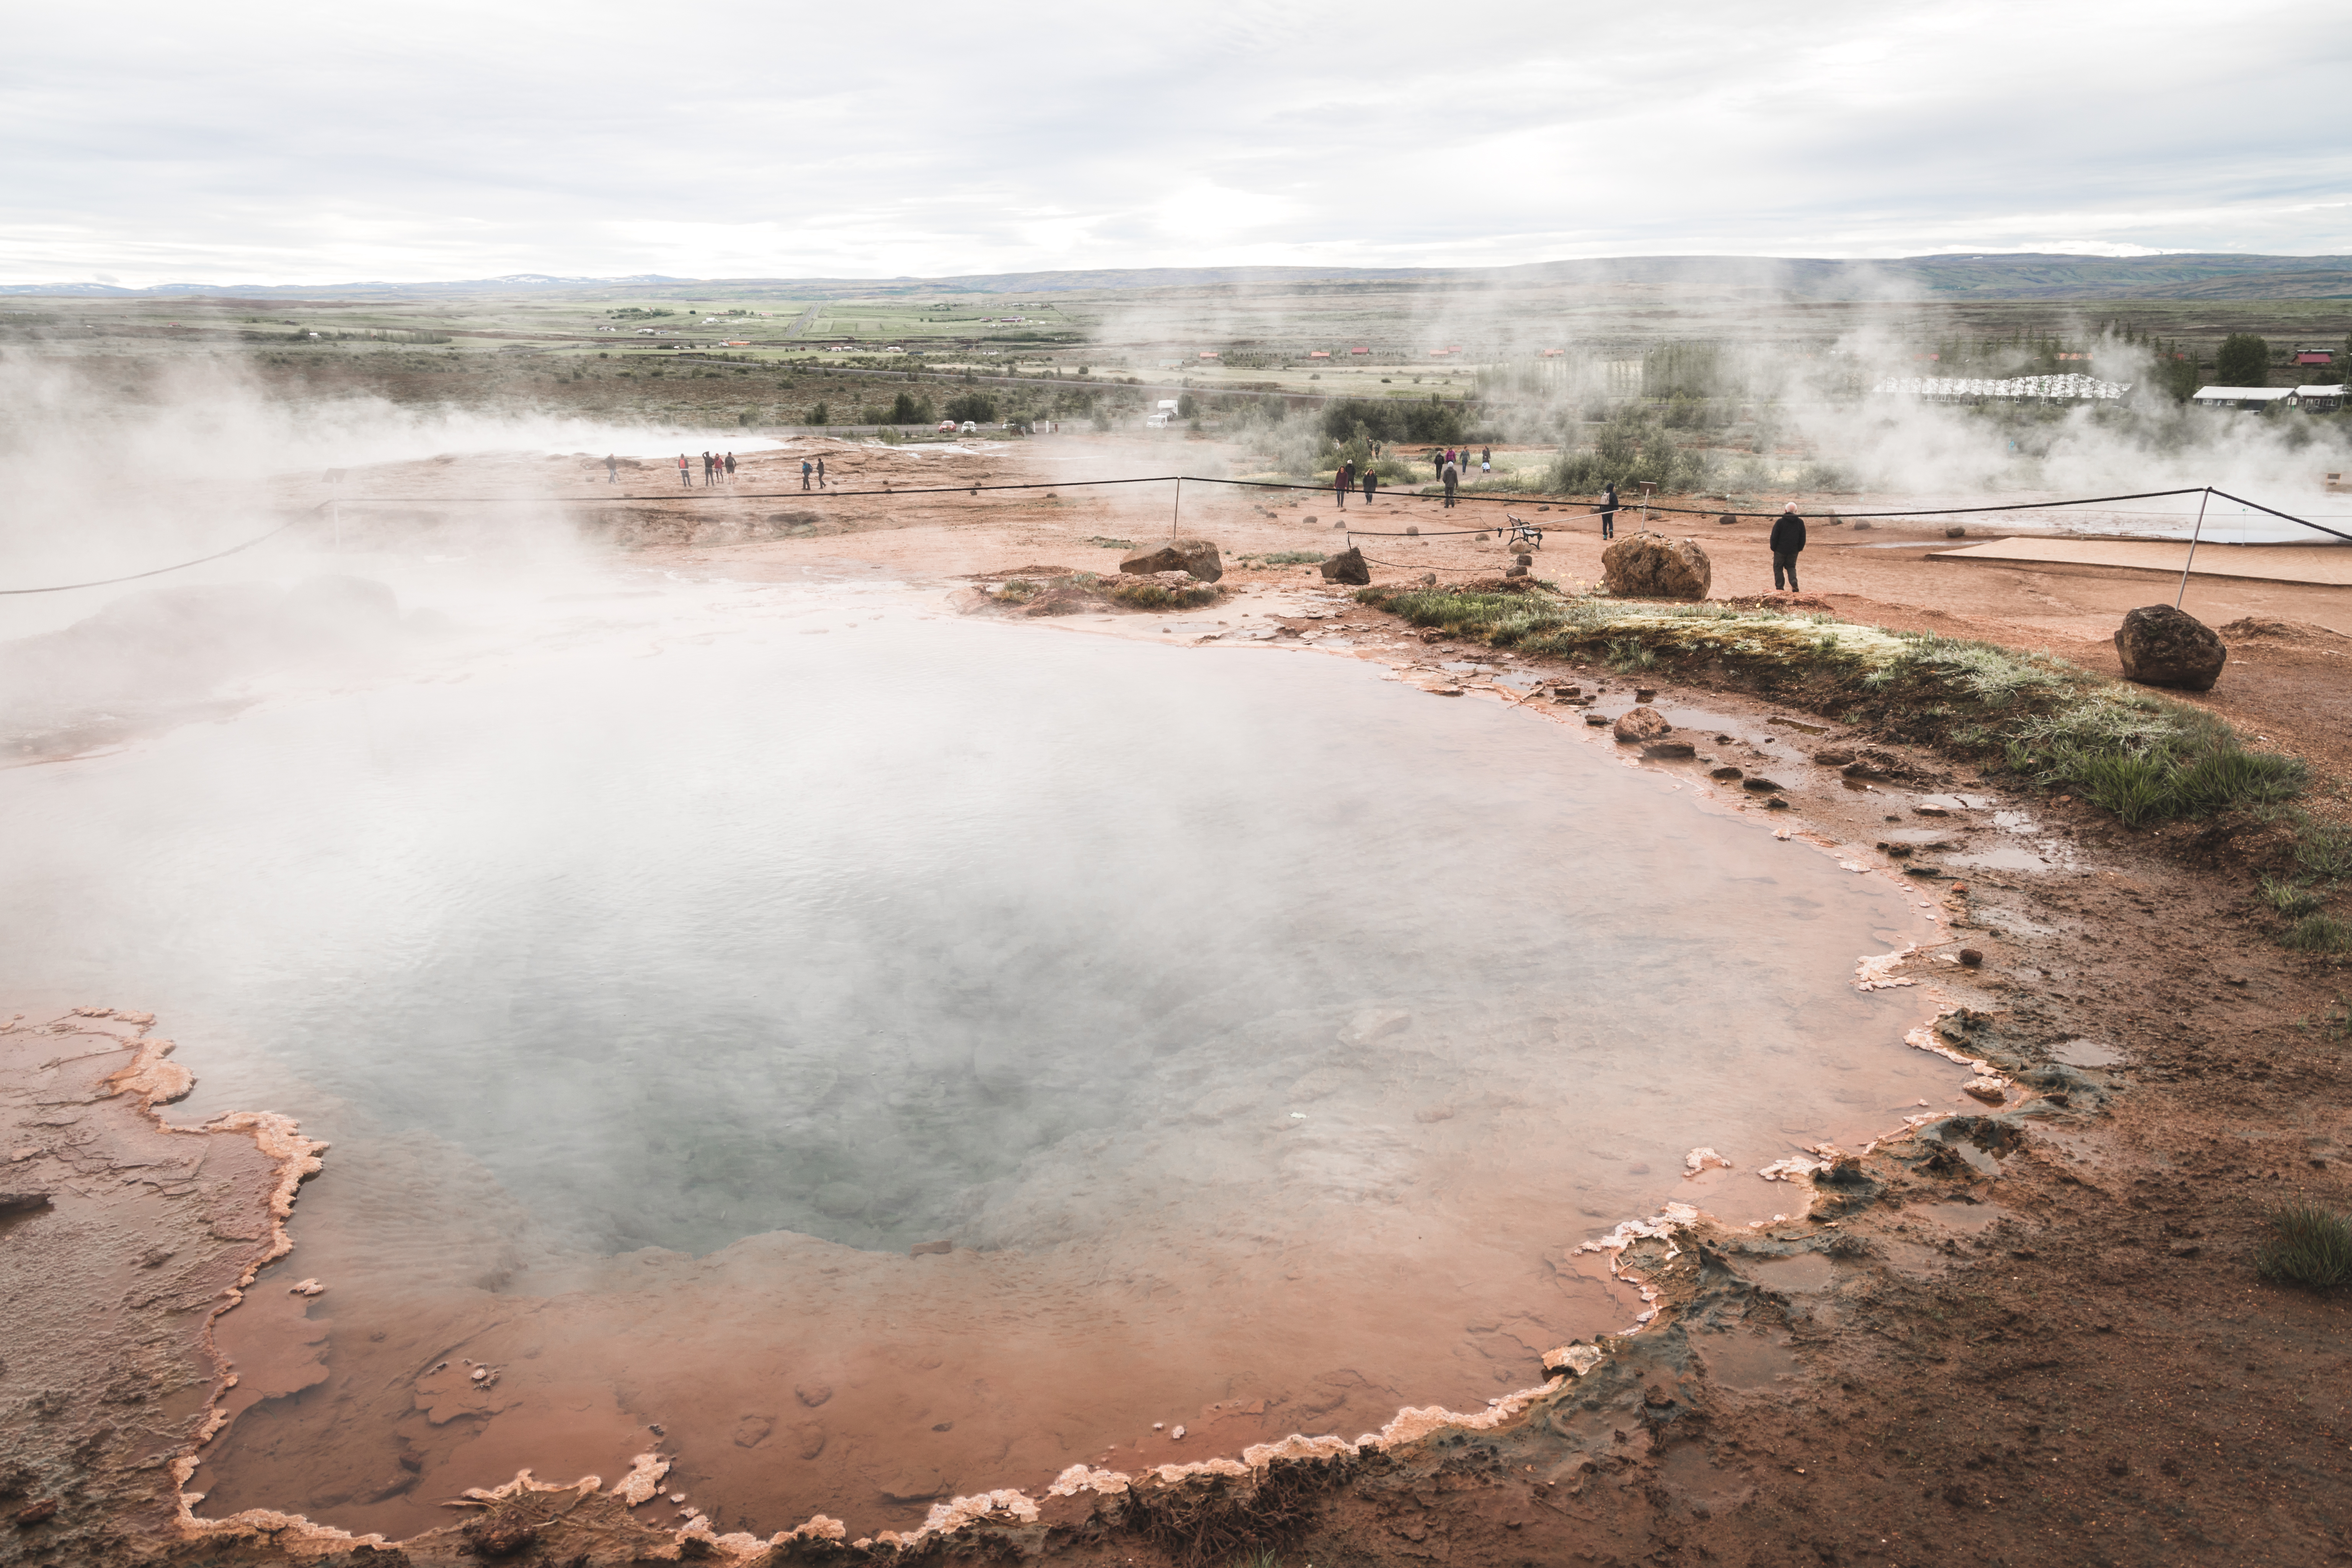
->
<box><xmin>5</xmin><ymin>254</ymin><xmax>2349</xmax><ymax>302</ymax></box>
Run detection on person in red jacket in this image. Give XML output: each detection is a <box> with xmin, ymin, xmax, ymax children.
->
<box><xmin>1769</xmin><ymin>503</ymin><xmax>1808</xmax><ymax>591</ymax></box>
<box><xmin>1335</xmin><ymin>460</ymin><xmax>1353</xmax><ymax>509</ymax></box>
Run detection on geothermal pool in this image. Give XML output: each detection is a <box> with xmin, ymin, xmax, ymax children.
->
<box><xmin>0</xmin><ymin>584</ymin><xmax>1961</xmax><ymax>1537</ymax></box>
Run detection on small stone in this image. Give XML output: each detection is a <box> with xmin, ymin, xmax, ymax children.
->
<box><xmin>1913</xmin><ymin>804</ymin><xmax>1949</xmax><ymax>817</ymax></box>
<box><xmin>1171</xmin><ymin>1425</ymin><xmax>1186</xmax><ymax>1441</ymax></box>
<box><xmin>1765</xmin><ymin>796</ymin><xmax>1792</xmax><ymax>809</ymax></box>
<box><xmin>1584</xmin><ymin>713</ymin><xmax>1609</xmax><ymax>726</ymax></box>
<box><xmin>1741</xmin><ymin>777</ymin><xmax>1784</xmax><ymax>793</ymax></box>
<box><xmin>289</xmin><ymin>1278</ymin><xmax>326</xmax><ymax>1297</ymax></box>
<box><xmin>1709</xmin><ymin>765</ymin><xmax>1743</xmax><ymax>780</ymax></box>
<box><xmin>1634</xmin><ymin>687</ymin><xmax>1658</xmax><ymax>702</ymax></box>
<box><xmin>1958</xmin><ymin>949</ymin><xmax>1984</xmax><ymax>968</ymax></box>
<box><xmin>1962</xmin><ymin>1077</ymin><xmax>2007</xmax><ymax>1104</ymax></box>
<box><xmin>1945</xmin><ymin>526</ymin><xmax>1967</xmax><ymax>539</ymax></box>
<box><xmin>12</xmin><ymin>1498</ymin><xmax>58</xmax><ymax>1527</ymax></box>
<box><xmin>1642</xmin><ymin>741</ymin><xmax>1697</xmax><ymax>759</ymax></box>
<box><xmin>1813</xmin><ymin>749</ymin><xmax>1856</xmax><ymax>767</ymax></box>
<box><xmin>1118</xmin><ymin>538</ymin><xmax>1224</xmax><ymax>582</ymax></box>
<box><xmin>1613</xmin><ymin>706</ymin><xmax>1673</xmax><ymax>744</ymax></box>
<box><xmin>796</xmin><ymin>1383</ymin><xmax>833</xmax><ymax>1408</ymax></box>
<box><xmin>470</xmin><ymin>1367</ymin><xmax>489</xmax><ymax>1382</ymax></box>
<box><xmin>1319</xmin><ymin>547</ymin><xmax>1370</xmax><ymax>586</ymax></box>
<box><xmin>1718</xmin><ymin>514</ymin><xmax>1737</xmax><ymax>525</ymax></box>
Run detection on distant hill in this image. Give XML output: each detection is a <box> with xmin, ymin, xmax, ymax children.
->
<box><xmin>5</xmin><ymin>254</ymin><xmax>2349</xmax><ymax>302</ymax></box>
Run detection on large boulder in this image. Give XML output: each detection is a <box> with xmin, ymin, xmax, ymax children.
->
<box><xmin>1319</xmin><ymin>547</ymin><xmax>1370</xmax><ymax>586</ymax></box>
<box><xmin>1119</xmin><ymin>537</ymin><xmax>1224</xmax><ymax>582</ymax></box>
<box><xmin>1601</xmin><ymin>532</ymin><xmax>1711</xmax><ymax>600</ymax></box>
<box><xmin>2114</xmin><ymin>604</ymin><xmax>2226</xmax><ymax>691</ymax></box>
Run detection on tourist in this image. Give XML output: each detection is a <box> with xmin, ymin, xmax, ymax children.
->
<box><xmin>816</xmin><ymin>457</ymin><xmax>827</xmax><ymax>488</ymax></box>
<box><xmin>1361</xmin><ymin>467</ymin><xmax>1378</xmax><ymax>504</ymax></box>
<box><xmin>605</xmin><ymin>453</ymin><xmax>618</xmax><ymax>484</ymax></box>
<box><xmin>1431</xmin><ymin>448</ymin><xmax>1446</xmax><ymax>481</ymax></box>
<box><xmin>1335</xmin><ymin>460</ymin><xmax>1352</xmax><ymax>509</ymax></box>
<box><xmin>1770</xmin><ymin>503</ymin><xmax>1808</xmax><ymax>592</ymax></box>
<box><xmin>1481</xmin><ymin>446</ymin><xmax>1492</xmax><ymax>476</ymax></box>
<box><xmin>1442</xmin><ymin>457</ymin><xmax>1459</xmax><ymax>508</ymax></box>
<box><xmin>1599</xmin><ymin>481</ymin><xmax>1619</xmax><ymax>540</ymax></box>
<box><xmin>724</xmin><ymin>452</ymin><xmax>737</xmax><ymax>483</ymax></box>
<box><xmin>702</xmin><ymin>452</ymin><xmax>714</xmax><ymax>486</ymax></box>
<box><xmin>678</xmin><ymin>454</ymin><xmax>692</xmax><ymax>488</ymax></box>
<box><xmin>801</xmin><ymin>459</ymin><xmax>814</xmax><ymax>490</ymax></box>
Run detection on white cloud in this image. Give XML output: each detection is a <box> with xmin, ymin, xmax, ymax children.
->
<box><xmin>1</xmin><ymin>0</ymin><xmax>2347</xmax><ymax>283</ymax></box>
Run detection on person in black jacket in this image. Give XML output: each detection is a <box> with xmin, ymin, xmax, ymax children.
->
<box><xmin>1769</xmin><ymin>503</ymin><xmax>1807</xmax><ymax>591</ymax></box>
<box><xmin>1598</xmin><ymin>482</ymin><xmax>1619</xmax><ymax>540</ymax></box>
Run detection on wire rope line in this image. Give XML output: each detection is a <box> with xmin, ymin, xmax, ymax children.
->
<box><xmin>3</xmin><ymin>473</ymin><xmax>2340</xmax><ymax>596</ymax></box>
<box><xmin>0</xmin><ymin>517</ymin><xmax>307</xmax><ymax>596</ymax></box>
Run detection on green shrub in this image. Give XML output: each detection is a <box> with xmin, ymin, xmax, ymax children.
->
<box><xmin>1239</xmin><ymin>551</ymin><xmax>1326</xmax><ymax>566</ymax></box>
<box><xmin>2256</xmin><ymin>1204</ymin><xmax>2352</xmax><ymax>1289</ymax></box>
<box><xmin>1605</xmin><ymin>637</ymin><xmax>1658</xmax><ymax>672</ymax></box>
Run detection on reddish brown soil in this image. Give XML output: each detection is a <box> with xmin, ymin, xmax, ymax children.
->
<box><xmin>10</xmin><ymin>434</ymin><xmax>2350</xmax><ymax>1567</ymax></box>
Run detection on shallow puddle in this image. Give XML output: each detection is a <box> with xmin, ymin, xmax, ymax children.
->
<box><xmin>0</xmin><ymin>589</ymin><xmax>1957</xmax><ymax>1538</ymax></box>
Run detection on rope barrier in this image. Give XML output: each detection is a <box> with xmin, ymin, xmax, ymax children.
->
<box><xmin>3</xmin><ymin>471</ymin><xmax>2340</xmax><ymax>596</ymax></box>
<box><xmin>0</xmin><ymin>517</ymin><xmax>306</xmax><ymax>596</ymax></box>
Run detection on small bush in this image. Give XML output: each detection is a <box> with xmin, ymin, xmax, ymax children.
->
<box><xmin>2256</xmin><ymin>1204</ymin><xmax>2352</xmax><ymax>1289</ymax></box>
<box><xmin>1086</xmin><ymin>536</ymin><xmax>1134</xmax><ymax>549</ymax></box>
<box><xmin>1240</xmin><ymin>551</ymin><xmax>1326</xmax><ymax>566</ymax></box>
<box><xmin>996</xmin><ymin>579</ymin><xmax>1037</xmax><ymax>602</ymax></box>
<box><xmin>2282</xmin><ymin>914</ymin><xmax>2352</xmax><ymax>953</ymax></box>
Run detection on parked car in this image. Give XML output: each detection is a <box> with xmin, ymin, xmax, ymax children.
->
<box><xmin>958</xmin><ymin>421</ymin><xmax>978</xmax><ymax>434</ymax></box>
<box><xmin>936</xmin><ymin>420</ymin><xmax>957</xmax><ymax>433</ymax></box>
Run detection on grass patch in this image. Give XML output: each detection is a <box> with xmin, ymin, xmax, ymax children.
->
<box><xmin>2260</xmin><ymin>877</ymin><xmax>2324</xmax><ymax>918</ymax></box>
<box><xmin>1237</xmin><ymin>551</ymin><xmax>1327</xmax><ymax>566</ymax></box>
<box><xmin>2256</xmin><ymin>1204</ymin><xmax>2352</xmax><ymax>1289</ymax></box>
<box><xmin>2281</xmin><ymin>913</ymin><xmax>2352</xmax><ymax>953</ymax></box>
<box><xmin>996</xmin><ymin>578</ymin><xmax>1038</xmax><ymax>602</ymax></box>
<box><xmin>1354</xmin><ymin>584</ymin><xmax>2307</xmax><ymax>834</ymax></box>
<box><xmin>1111</xmin><ymin>578</ymin><xmax>1224</xmax><ymax>610</ymax></box>
<box><xmin>1605</xmin><ymin>636</ymin><xmax>1657</xmax><ymax>672</ymax></box>
<box><xmin>1086</xmin><ymin>536</ymin><xmax>1134</xmax><ymax>549</ymax></box>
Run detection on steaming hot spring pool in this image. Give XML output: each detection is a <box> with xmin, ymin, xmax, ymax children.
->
<box><xmin>0</xmin><ymin>582</ymin><xmax>1960</xmax><ymax>1538</ymax></box>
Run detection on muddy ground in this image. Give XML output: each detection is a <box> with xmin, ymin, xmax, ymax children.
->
<box><xmin>4</xmin><ymin>432</ymin><xmax>2348</xmax><ymax>1567</ymax></box>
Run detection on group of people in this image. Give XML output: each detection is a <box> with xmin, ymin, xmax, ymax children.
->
<box><xmin>1429</xmin><ymin>445</ymin><xmax>1495</xmax><ymax>507</ymax></box>
<box><xmin>674</xmin><ymin>451</ymin><xmax>740</xmax><ymax>487</ymax></box>
<box><xmin>1332</xmin><ymin>460</ymin><xmax>1379</xmax><ymax>507</ymax></box>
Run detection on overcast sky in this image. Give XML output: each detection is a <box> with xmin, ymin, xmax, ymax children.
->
<box><xmin>5</xmin><ymin>0</ymin><xmax>2349</xmax><ymax>286</ymax></box>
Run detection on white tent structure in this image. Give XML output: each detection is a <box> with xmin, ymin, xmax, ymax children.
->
<box><xmin>2191</xmin><ymin>386</ymin><xmax>2298</xmax><ymax>410</ymax></box>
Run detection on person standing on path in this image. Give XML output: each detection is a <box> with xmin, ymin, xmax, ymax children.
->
<box><xmin>1335</xmin><ymin>460</ymin><xmax>1352</xmax><ymax>509</ymax></box>
<box><xmin>816</xmin><ymin>457</ymin><xmax>827</xmax><ymax>488</ymax></box>
<box><xmin>1599</xmin><ymin>481</ymin><xmax>1619</xmax><ymax>540</ymax></box>
<box><xmin>1770</xmin><ymin>502</ymin><xmax>1807</xmax><ymax>592</ymax></box>
<box><xmin>724</xmin><ymin>452</ymin><xmax>737</xmax><ymax>483</ymax></box>
<box><xmin>1441</xmin><ymin>458</ymin><xmax>1460</xmax><ymax>508</ymax></box>
<box><xmin>1431</xmin><ymin>448</ymin><xmax>1446</xmax><ymax>482</ymax></box>
<box><xmin>1361</xmin><ymin>466</ymin><xmax>1378</xmax><ymax>504</ymax></box>
<box><xmin>1480</xmin><ymin>445</ymin><xmax>1492</xmax><ymax>476</ymax></box>
<box><xmin>801</xmin><ymin>459</ymin><xmax>813</xmax><ymax>490</ymax></box>
<box><xmin>605</xmin><ymin>453</ymin><xmax>618</xmax><ymax>483</ymax></box>
<box><xmin>678</xmin><ymin>454</ymin><xmax>692</xmax><ymax>488</ymax></box>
